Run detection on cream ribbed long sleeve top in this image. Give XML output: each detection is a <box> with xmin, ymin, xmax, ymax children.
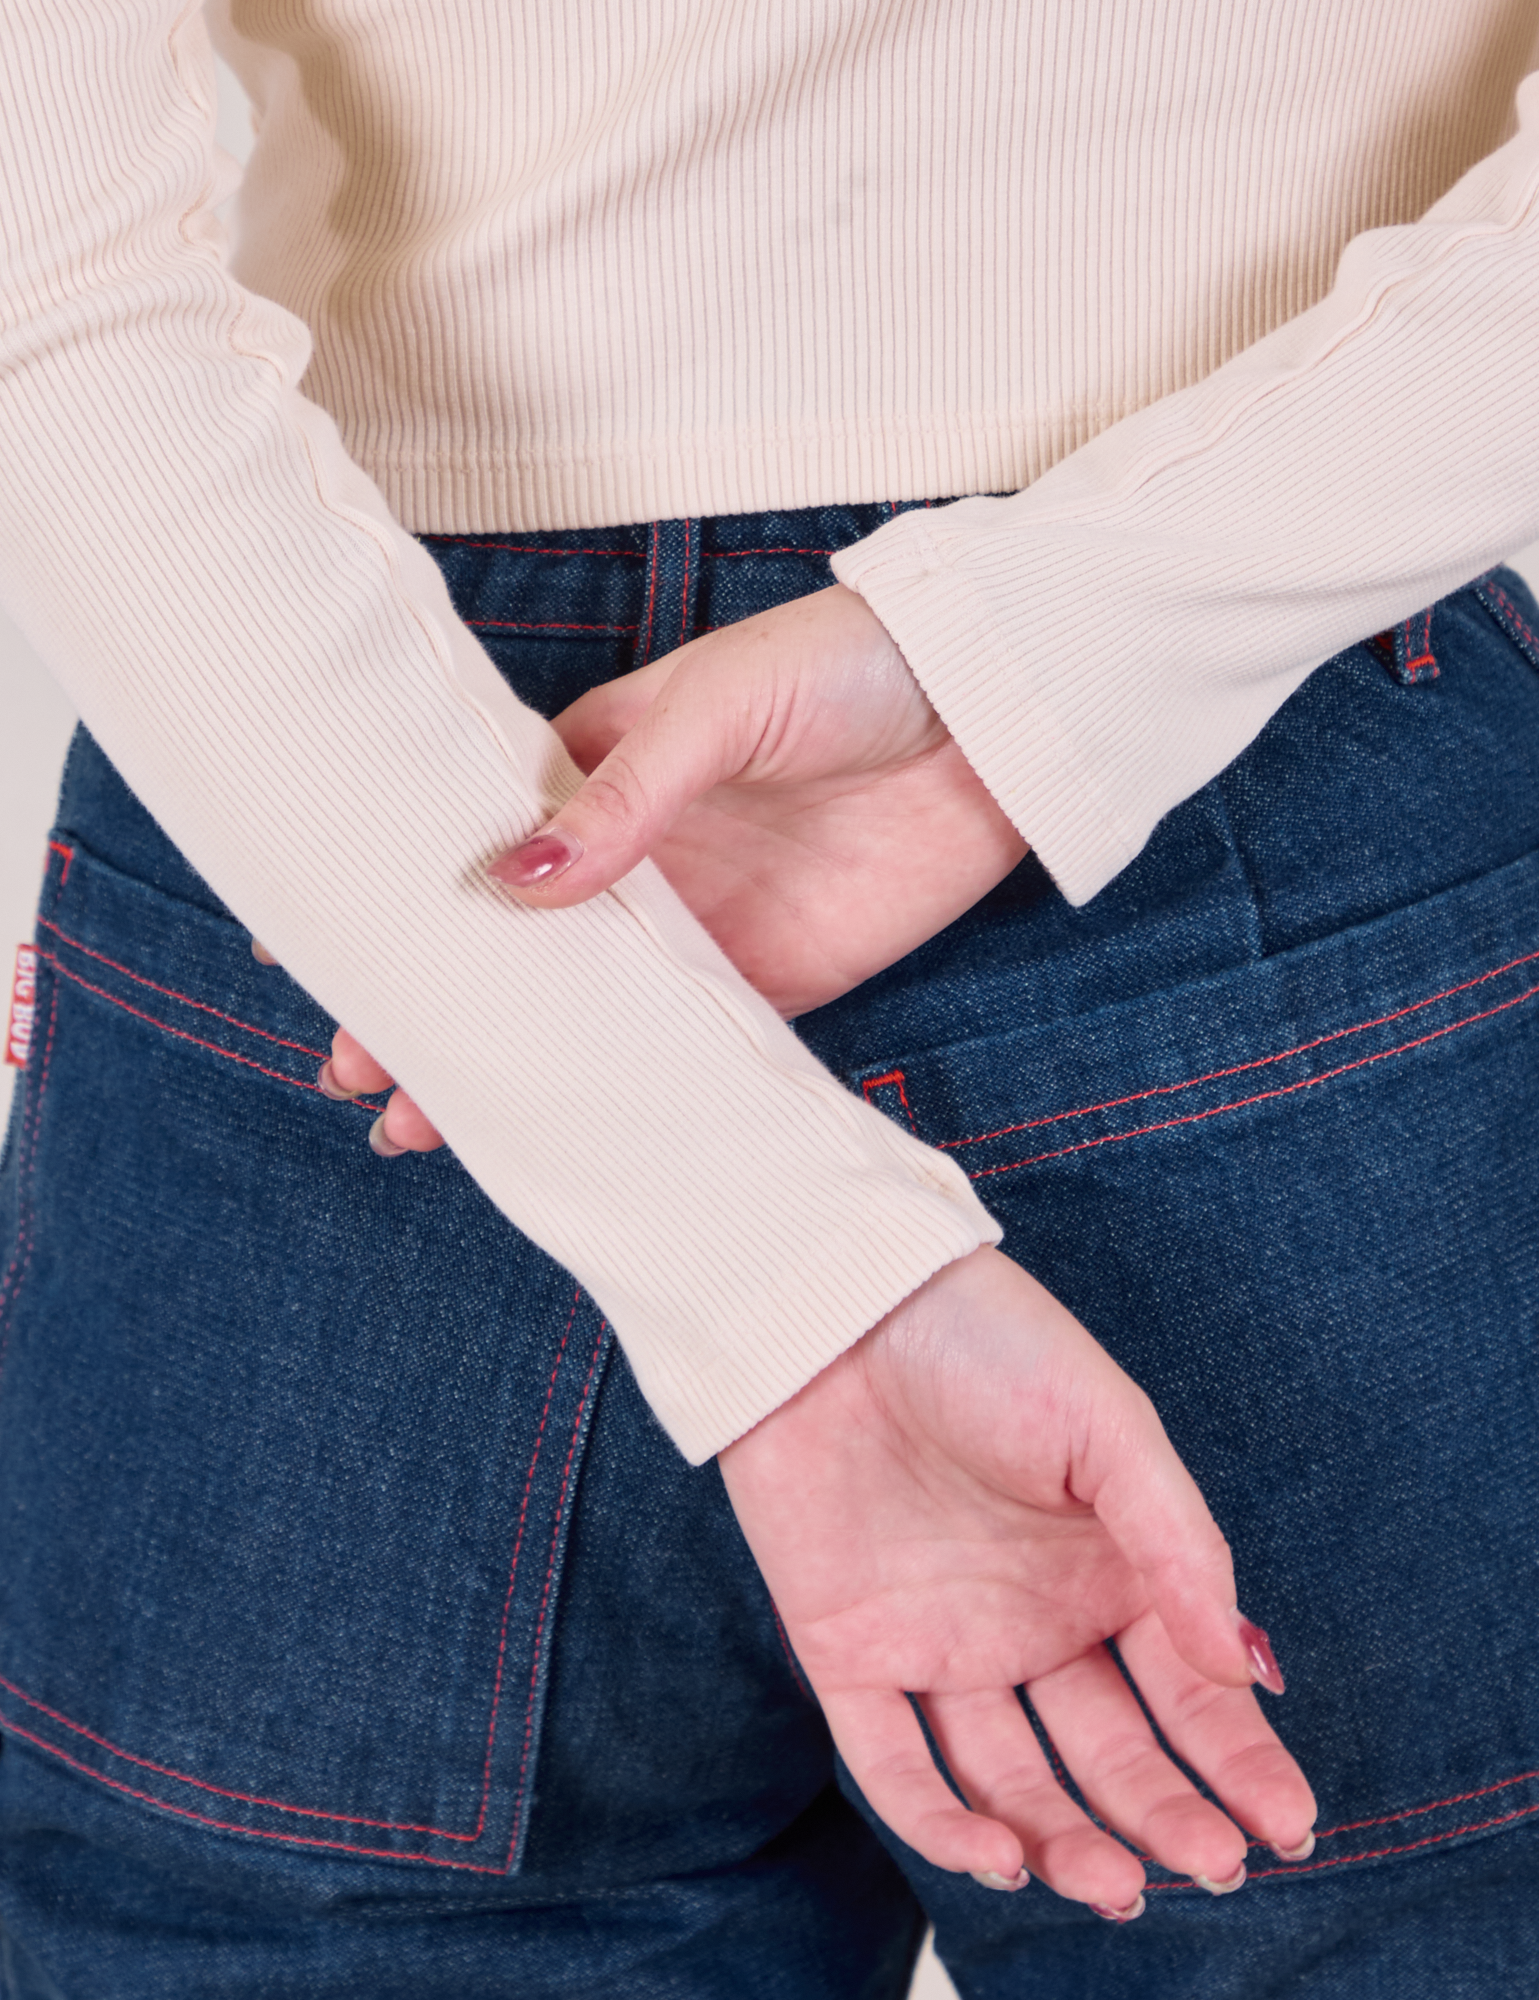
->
<box><xmin>3</xmin><ymin>1</ymin><xmax>1538</xmax><ymax>1459</ymax></box>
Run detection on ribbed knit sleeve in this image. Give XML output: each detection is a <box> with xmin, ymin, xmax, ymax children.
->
<box><xmin>0</xmin><ymin>0</ymin><xmax>998</xmax><ymax>1463</ymax></box>
<box><xmin>834</xmin><ymin>70</ymin><xmax>1539</xmax><ymax>905</ymax></box>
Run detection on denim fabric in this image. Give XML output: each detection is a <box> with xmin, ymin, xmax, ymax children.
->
<box><xmin>1</xmin><ymin>502</ymin><xmax>1538</xmax><ymax>1996</ymax></box>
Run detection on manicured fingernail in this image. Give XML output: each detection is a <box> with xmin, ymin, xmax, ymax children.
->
<box><xmin>1090</xmin><ymin>1894</ymin><xmax>1146</xmax><ymax>1923</ymax></box>
<box><xmin>1194</xmin><ymin>1865</ymin><xmax>1247</xmax><ymax>1896</ymax></box>
<box><xmin>369</xmin><ymin>1114</ymin><xmax>406</xmax><ymax>1158</ymax></box>
<box><xmin>1270</xmin><ymin>1831</ymin><xmax>1316</xmax><ymax>1861</ymax></box>
<box><xmin>317</xmin><ymin>1060</ymin><xmax>359</xmax><ymax>1102</ymax></box>
<box><xmin>488</xmin><ymin>827</ymin><xmax>584</xmax><ymax>890</ymax></box>
<box><xmin>971</xmin><ymin>1868</ymin><xmax>1030</xmax><ymax>1892</ymax></box>
<box><xmin>1236</xmin><ymin>1614</ymin><xmax>1286</xmax><ymax>1695</ymax></box>
<box><xmin>251</xmin><ymin>939</ymin><xmax>278</xmax><ymax>965</ymax></box>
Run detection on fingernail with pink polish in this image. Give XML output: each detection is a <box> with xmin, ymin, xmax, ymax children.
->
<box><xmin>971</xmin><ymin>1868</ymin><xmax>1030</xmax><ymax>1892</ymax></box>
<box><xmin>1194</xmin><ymin>1865</ymin><xmax>1247</xmax><ymax>1896</ymax></box>
<box><xmin>251</xmin><ymin>938</ymin><xmax>278</xmax><ymax>966</ymax></box>
<box><xmin>1090</xmin><ymin>1893</ymin><xmax>1146</xmax><ymax>1923</ymax></box>
<box><xmin>488</xmin><ymin>827</ymin><xmax>584</xmax><ymax>890</ymax></box>
<box><xmin>1236</xmin><ymin>1614</ymin><xmax>1286</xmax><ymax>1695</ymax></box>
<box><xmin>317</xmin><ymin>1060</ymin><xmax>358</xmax><ymax>1102</ymax></box>
<box><xmin>1270</xmin><ymin>1831</ymin><xmax>1316</xmax><ymax>1861</ymax></box>
<box><xmin>369</xmin><ymin>1113</ymin><xmax>406</xmax><ymax>1158</ymax></box>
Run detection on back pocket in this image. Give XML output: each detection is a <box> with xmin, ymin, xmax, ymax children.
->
<box><xmin>0</xmin><ymin>836</ymin><xmax>611</xmax><ymax>1875</ymax></box>
<box><xmin>845</xmin><ymin>845</ymin><xmax>1539</xmax><ymax>1883</ymax></box>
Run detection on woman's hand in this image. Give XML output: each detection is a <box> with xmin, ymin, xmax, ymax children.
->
<box><xmin>490</xmin><ymin>582</ymin><xmax>1028</xmax><ymax>1018</ymax></box>
<box><xmin>719</xmin><ymin>1245</ymin><xmax>1316</xmax><ymax>1914</ymax></box>
<box><xmin>316</xmin><ymin>583</ymin><xmax>1026</xmax><ymax>1147</ymax></box>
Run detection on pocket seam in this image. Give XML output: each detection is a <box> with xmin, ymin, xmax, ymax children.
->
<box><xmin>939</xmin><ymin>941</ymin><xmax>1539</xmax><ymax>1159</ymax></box>
<box><xmin>0</xmin><ymin>1297</ymin><xmax>611</xmax><ymax>1875</ymax></box>
<box><xmin>964</xmin><ymin>961</ymin><xmax>1539</xmax><ymax>1183</ymax></box>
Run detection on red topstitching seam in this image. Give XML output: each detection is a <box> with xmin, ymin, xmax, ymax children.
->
<box><xmin>0</xmin><ymin>1291</ymin><xmax>593</xmax><ymax>1861</ymax></box>
<box><xmin>472</xmin><ymin>1288</ymin><xmax>581</xmax><ymax>1846</ymax></box>
<box><xmin>1308</xmin><ymin>1764</ymin><xmax>1539</xmax><ymax>1845</ymax></box>
<box><xmin>505</xmin><ymin>1315</ymin><xmax>609</xmax><ymax>1867</ymax></box>
<box><xmin>0</xmin><ymin>1670</ymin><xmax>457</xmax><ymax>1840</ymax></box>
<box><xmin>1485</xmin><ymin>581</ymin><xmax>1539</xmax><ymax>656</ymax></box>
<box><xmin>968</xmin><ymin>977</ymin><xmax>1539</xmax><ymax>1181</ymax></box>
<box><xmin>702</xmin><ymin>546</ymin><xmax>834</xmax><ymax>559</ymax></box>
<box><xmin>641</xmin><ymin>522</ymin><xmax>660</xmax><ymax>662</ymax></box>
<box><xmin>425</xmin><ymin>539</ymin><xmax>645</xmax><ymax>558</ymax></box>
<box><xmin>0</xmin><ymin>987</ymin><xmax>59</xmax><ymax>1382</ymax></box>
<box><xmin>862</xmin><ymin>1068</ymin><xmax>919</xmax><ymax>1136</ymax></box>
<box><xmin>1401</xmin><ymin>610</ymin><xmax>1436</xmax><ymax>678</ymax></box>
<box><xmin>38</xmin><ymin>919</ymin><xmax>329</xmax><ymax>1060</ymax></box>
<box><xmin>0</xmin><ymin>1712</ymin><xmax>507</xmax><ymax>1873</ymax></box>
<box><xmin>46</xmin><ymin>841</ymin><xmax>73</xmax><ymax>885</ymax></box>
<box><xmin>466</xmin><ymin>619</ymin><xmax>638</xmax><ymax>635</ymax></box>
<box><xmin>37</xmin><ymin>955</ymin><xmax>381</xmax><ymax>1111</ymax></box>
<box><xmin>940</xmin><ymin>945</ymin><xmax>1539</xmax><ymax>1152</ymax></box>
<box><xmin>1150</xmin><ymin>1796</ymin><xmax>1539</xmax><ymax>1891</ymax></box>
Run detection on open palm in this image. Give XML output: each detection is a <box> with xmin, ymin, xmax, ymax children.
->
<box><xmin>719</xmin><ymin>1246</ymin><xmax>1314</xmax><ymax>1914</ymax></box>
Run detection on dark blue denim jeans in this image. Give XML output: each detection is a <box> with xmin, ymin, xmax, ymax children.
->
<box><xmin>2</xmin><ymin>504</ymin><xmax>1539</xmax><ymax>1997</ymax></box>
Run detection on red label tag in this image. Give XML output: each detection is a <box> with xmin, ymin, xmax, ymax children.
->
<box><xmin>5</xmin><ymin>945</ymin><xmax>39</xmax><ymax>1067</ymax></box>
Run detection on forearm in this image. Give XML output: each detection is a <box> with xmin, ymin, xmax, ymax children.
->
<box><xmin>835</xmin><ymin>68</ymin><xmax>1539</xmax><ymax>904</ymax></box>
<box><xmin>0</xmin><ymin>0</ymin><xmax>998</xmax><ymax>1461</ymax></box>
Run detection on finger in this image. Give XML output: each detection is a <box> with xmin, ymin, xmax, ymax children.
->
<box><xmin>551</xmin><ymin>656</ymin><xmax>681</xmax><ymax>773</ymax></box>
<box><xmin>488</xmin><ymin>652</ymin><xmax>767</xmax><ymax>906</ymax></box>
<box><xmin>1077</xmin><ymin>1380</ymin><xmax>1264</xmax><ymax>1694</ymax></box>
<box><xmin>921</xmin><ymin>1687</ymin><xmax>1146</xmax><ymax>1912</ymax></box>
<box><xmin>320</xmin><ymin>1026</ymin><xmax>396</xmax><ymax>1100</ymax></box>
<box><xmin>1117</xmin><ymin>1609</ymin><xmax>1317</xmax><ymax>1860</ymax></box>
<box><xmin>819</xmin><ymin>1687</ymin><xmax>1026</xmax><ymax>1883</ymax></box>
<box><xmin>1027</xmin><ymin>1646</ymin><xmax>1249</xmax><ymax>1891</ymax></box>
<box><xmin>370</xmin><ymin>1086</ymin><xmax>446</xmax><ymax>1157</ymax></box>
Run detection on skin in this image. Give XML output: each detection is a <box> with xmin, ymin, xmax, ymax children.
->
<box><xmin>317</xmin><ymin>584</ymin><xmax>1317</xmax><ymax>1907</ymax></box>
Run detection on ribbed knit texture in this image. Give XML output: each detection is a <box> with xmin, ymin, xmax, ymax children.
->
<box><xmin>2</xmin><ymin>0</ymin><xmax>1537</xmax><ymax>1453</ymax></box>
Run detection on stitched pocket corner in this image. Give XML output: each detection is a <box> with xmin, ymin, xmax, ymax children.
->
<box><xmin>0</xmin><ymin>840</ymin><xmax>613</xmax><ymax>1876</ymax></box>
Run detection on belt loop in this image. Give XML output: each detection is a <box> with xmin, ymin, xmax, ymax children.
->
<box><xmin>1471</xmin><ymin>569</ymin><xmax>1539</xmax><ymax>673</ymax></box>
<box><xmin>1372</xmin><ymin>605</ymin><xmax>1439</xmax><ymax>685</ymax></box>
<box><xmin>633</xmin><ymin>518</ymin><xmax>703</xmax><ymax>669</ymax></box>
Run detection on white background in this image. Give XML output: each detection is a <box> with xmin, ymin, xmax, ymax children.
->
<box><xmin>5</xmin><ymin>60</ymin><xmax>1539</xmax><ymax>1998</ymax></box>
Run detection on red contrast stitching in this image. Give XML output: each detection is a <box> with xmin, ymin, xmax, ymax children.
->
<box><xmin>1310</xmin><ymin>1764</ymin><xmax>1539</xmax><ymax>1843</ymax></box>
<box><xmin>862</xmin><ymin>1068</ymin><xmax>919</xmax><ymax>1136</ymax></box>
<box><xmin>466</xmin><ymin>619</ymin><xmax>638</xmax><ymax>635</ymax></box>
<box><xmin>46</xmin><ymin>840</ymin><xmax>73</xmax><ymax>885</ymax></box>
<box><xmin>1485</xmin><ymin>581</ymin><xmax>1539</xmax><ymax>658</ymax></box>
<box><xmin>1149</xmin><ymin>1796</ymin><xmax>1539</xmax><ymax>1891</ymax></box>
<box><xmin>769</xmin><ymin>1601</ymin><xmax>814</xmax><ymax>1703</ymax></box>
<box><xmin>968</xmin><ymin>977</ymin><xmax>1539</xmax><ymax>1181</ymax></box>
<box><xmin>38</xmin><ymin>920</ymin><xmax>329</xmax><ymax>1060</ymax></box>
<box><xmin>1401</xmin><ymin>608</ymin><xmax>1436</xmax><ymax>678</ymax></box>
<box><xmin>940</xmin><ymin>946</ymin><xmax>1539</xmax><ymax>1153</ymax></box>
<box><xmin>0</xmin><ymin>987</ymin><xmax>59</xmax><ymax>1381</ymax></box>
<box><xmin>426</xmin><ymin>538</ymin><xmax>645</xmax><ymax>559</ymax></box>
<box><xmin>640</xmin><ymin>522</ymin><xmax>660</xmax><ymax>662</ymax></box>
<box><xmin>679</xmin><ymin>527</ymin><xmax>692</xmax><ymax>650</ymax></box>
<box><xmin>0</xmin><ymin>1292</ymin><xmax>598</xmax><ymax>1871</ymax></box>
<box><xmin>702</xmin><ymin>546</ymin><xmax>835</xmax><ymax>559</ymax></box>
<box><xmin>0</xmin><ymin>1288</ymin><xmax>585</xmax><ymax>1844</ymax></box>
<box><xmin>37</xmin><ymin>955</ymin><xmax>381</xmax><ymax>1111</ymax></box>
<box><xmin>0</xmin><ymin>1669</ymin><xmax>460</xmax><ymax>1840</ymax></box>
<box><xmin>474</xmin><ymin>1289</ymin><xmax>581</xmax><ymax>1845</ymax></box>
<box><xmin>0</xmin><ymin>1711</ymin><xmax>508</xmax><ymax>1873</ymax></box>
<box><xmin>505</xmin><ymin>1314</ymin><xmax>609</xmax><ymax>1866</ymax></box>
